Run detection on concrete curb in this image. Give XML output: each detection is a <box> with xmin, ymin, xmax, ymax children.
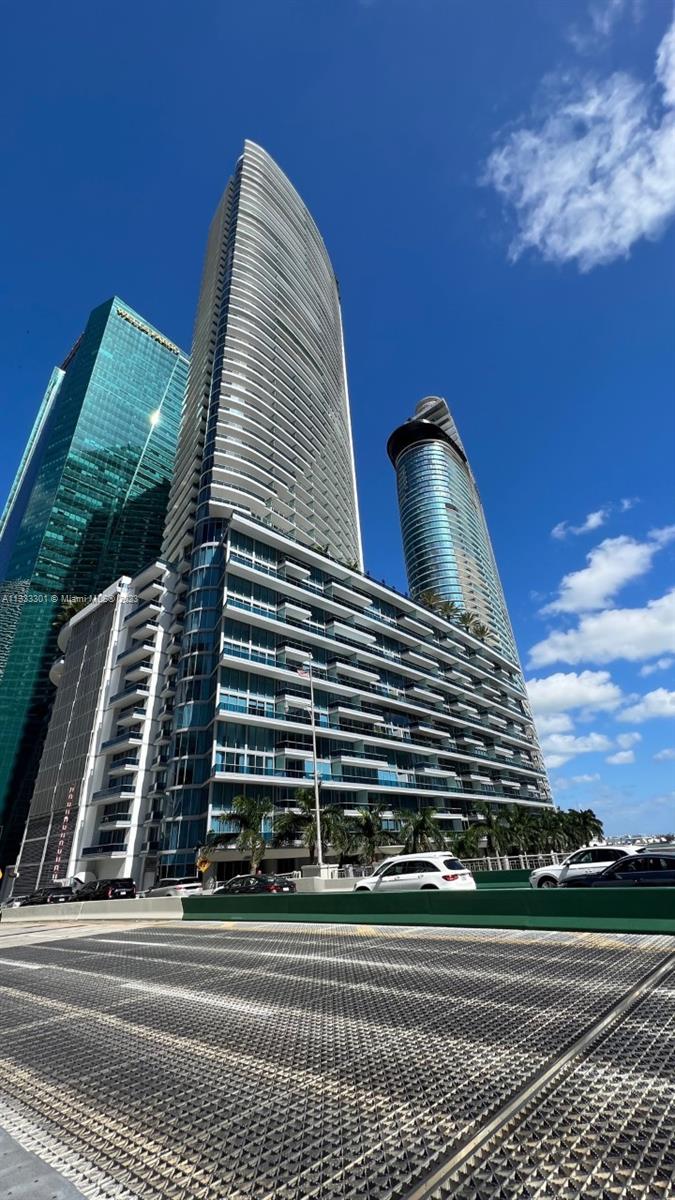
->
<box><xmin>1</xmin><ymin>896</ymin><xmax>183</xmax><ymax>922</ymax></box>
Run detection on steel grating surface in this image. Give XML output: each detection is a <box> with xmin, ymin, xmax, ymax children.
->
<box><xmin>0</xmin><ymin>923</ymin><xmax>673</xmax><ymax>1200</ymax></box>
<box><xmin>440</xmin><ymin>973</ymin><xmax>675</xmax><ymax>1199</ymax></box>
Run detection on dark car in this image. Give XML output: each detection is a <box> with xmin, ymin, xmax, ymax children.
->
<box><xmin>21</xmin><ymin>886</ymin><xmax>74</xmax><ymax>906</ymax></box>
<box><xmin>212</xmin><ymin>874</ymin><xmax>297</xmax><ymax>895</ymax></box>
<box><xmin>561</xmin><ymin>851</ymin><xmax>675</xmax><ymax>888</ymax></box>
<box><xmin>73</xmin><ymin>877</ymin><xmax>137</xmax><ymax>901</ymax></box>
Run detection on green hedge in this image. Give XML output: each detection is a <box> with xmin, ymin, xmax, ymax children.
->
<box><xmin>182</xmin><ymin>886</ymin><xmax>675</xmax><ymax>935</ymax></box>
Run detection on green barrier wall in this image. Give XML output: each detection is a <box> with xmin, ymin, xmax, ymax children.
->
<box><xmin>182</xmin><ymin>886</ymin><xmax>675</xmax><ymax>935</ymax></box>
<box><xmin>473</xmin><ymin>870</ymin><xmax>531</xmax><ymax>888</ymax></box>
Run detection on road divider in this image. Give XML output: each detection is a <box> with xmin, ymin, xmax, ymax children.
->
<box><xmin>182</xmin><ymin>886</ymin><xmax>675</xmax><ymax>935</ymax></box>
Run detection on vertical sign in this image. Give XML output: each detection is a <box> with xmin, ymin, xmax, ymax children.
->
<box><xmin>52</xmin><ymin>784</ymin><xmax>77</xmax><ymax>881</ymax></box>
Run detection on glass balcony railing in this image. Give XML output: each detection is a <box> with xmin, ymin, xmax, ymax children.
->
<box><xmin>210</xmin><ymin>760</ymin><xmax>544</xmax><ymax>801</ymax></box>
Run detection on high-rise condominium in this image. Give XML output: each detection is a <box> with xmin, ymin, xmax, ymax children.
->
<box><xmin>15</xmin><ymin>145</ymin><xmax>551</xmax><ymax>893</ymax></box>
<box><xmin>0</xmin><ymin>298</ymin><xmax>189</xmax><ymax>867</ymax></box>
<box><xmin>162</xmin><ymin>139</ymin><xmax>363</xmax><ymax>569</ymax></box>
<box><xmin>388</xmin><ymin>396</ymin><xmax>518</xmax><ymax>659</ymax></box>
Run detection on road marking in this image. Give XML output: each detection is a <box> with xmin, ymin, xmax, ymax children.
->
<box><xmin>0</xmin><ymin>958</ymin><xmax>43</xmax><ymax>970</ymax></box>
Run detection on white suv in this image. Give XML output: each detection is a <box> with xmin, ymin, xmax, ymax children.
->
<box><xmin>354</xmin><ymin>852</ymin><xmax>476</xmax><ymax>893</ymax></box>
<box><xmin>529</xmin><ymin>845</ymin><xmax>638</xmax><ymax>889</ymax></box>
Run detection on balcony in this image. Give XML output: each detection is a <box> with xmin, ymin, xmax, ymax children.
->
<box><xmin>406</xmin><ymin>685</ymin><xmax>443</xmax><ymax>706</ymax></box>
<box><xmin>92</xmin><ymin>782</ymin><xmax>136</xmax><ymax>802</ymax></box>
<box><xmin>110</xmin><ymin>683</ymin><xmax>150</xmax><ymax>707</ymax></box>
<box><xmin>277</xmin><ymin>642</ymin><xmax>310</xmax><ymax>664</ymax></box>
<box><xmin>326</xmin><ymin>581</ymin><xmax>372</xmax><ymax>609</ymax></box>
<box><xmin>116</xmin><ymin>706</ymin><xmax>147</xmax><ymax>727</ymax></box>
<box><xmin>403</xmin><ymin>649</ymin><xmax>437</xmax><ymax>669</ymax></box>
<box><xmin>328</xmin><ymin>658</ymin><xmax>379</xmax><ymax>684</ymax></box>
<box><xmin>397</xmin><ymin>614</ymin><xmax>433</xmax><ymax>638</ymax></box>
<box><xmin>116</xmin><ymin>642</ymin><xmax>155</xmax><ymax>668</ymax></box>
<box><xmin>82</xmin><ymin>843</ymin><xmax>127</xmax><ymax>857</ymax></box>
<box><xmin>327</xmin><ymin>620</ymin><xmax>376</xmax><ymax>647</ymax></box>
<box><xmin>278</xmin><ymin>601</ymin><xmax>313</xmax><ymax>624</ymax></box>
<box><xmin>107</xmin><ymin>757</ymin><xmax>140</xmax><ymax>777</ymax></box>
<box><xmin>101</xmin><ymin>731</ymin><xmax>143</xmax><ymax>753</ymax></box>
<box><xmin>281</xmin><ymin>559</ymin><xmax>311</xmax><ymax>581</ymax></box>
<box><xmin>125</xmin><ymin>600</ymin><xmax>161</xmax><ymax>629</ymax></box>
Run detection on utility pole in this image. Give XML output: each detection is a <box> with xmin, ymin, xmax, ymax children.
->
<box><xmin>303</xmin><ymin>659</ymin><xmax>323</xmax><ymax>868</ymax></box>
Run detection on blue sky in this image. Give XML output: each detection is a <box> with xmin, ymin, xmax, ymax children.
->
<box><xmin>1</xmin><ymin>0</ymin><xmax>673</xmax><ymax>834</ymax></box>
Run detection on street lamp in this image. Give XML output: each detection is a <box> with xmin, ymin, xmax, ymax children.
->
<box><xmin>300</xmin><ymin>658</ymin><xmax>323</xmax><ymax>868</ymax></box>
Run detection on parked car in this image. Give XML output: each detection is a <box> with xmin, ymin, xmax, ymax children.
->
<box><xmin>73</xmin><ymin>878</ymin><xmax>137</xmax><ymax>901</ymax></box>
<box><xmin>145</xmin><ymin>876</ymin><xmax>203</xmax><ymax>898</ymax></box>
<box><xmin>561</xmin><ymin>850</ymin><xmax>675</xmax><ymax>888</ymax></box>
<box><xmin>211</xmin><ymin>874</ymin><xmax>297</xmax><ymax>895</ymax></box>
<box><xmin>15</xmin><ymin>886</ymin><xmax>74</xmax><ymax>906</ymax></box>
<box><xmin>529</xmin><ymin>845</ymin><xmax>638</xmax><ymax>889</ymax></box>
<box><xmin>354</xmin><ymin>853</ymin><xmax>475</xmax><ymax>893</ymax></box>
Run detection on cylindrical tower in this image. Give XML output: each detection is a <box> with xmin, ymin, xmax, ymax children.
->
<box><xmin>387</xmin><ymin>395</ymin><xmax>517</xmax><ymax>660</ymax></box>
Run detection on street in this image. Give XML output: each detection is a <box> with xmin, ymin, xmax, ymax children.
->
<box><xmin>1</xmin><ymin>920</ymin><xmax>674</xmax><ymax>1199</ymax></box>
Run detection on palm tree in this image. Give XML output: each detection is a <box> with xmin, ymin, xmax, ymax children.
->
<box><xmin>396</xmin><ymin>806</ymin><xmax>447</xmax><ymax>854</ymax></box>
<box><xmin>471</xmin><ymin>621</ymin><xmax>491</xmax><ymax>642</ymax></box>
<box><xmin>474</xmin><ymin>802</ymin><xmax>509</xmax><ymax>856</ymax></box>
<box><xmin>231</xmin><ymin>794</ymin><xmax>274</xmax><ymax>873</ymax></box>
<box><xmin>274</xmin><ymin>787</ymin><xmax>320</xmax><ymax>860</ymax></box>
<box><xmin>537</xmin><ymin>807</ymin><xmax>569</xmax><ymax>853</ymax></box>
<box><xmin>418</xmin><ymin>588</ymin><xmax>443</xmax><ymax>613</ymax></box>
<box><xmin>564</xmin><ymin>807</ymin><xmax>604</xmax><ymax>848</ymax></box>
<box><xmin>437</xmin><ymin>599</ymin><xmax>461</xmax><ymax>623</ymax></box>
<box><xmin>457</xmin><ymin>610</ymin><xmax>479</xmax><ymax>634</ymax></box>
<box><xmin>450</xmin><ymin>822</ymin><xmax>484</xmax><ymax>860</ymax></box>
<box><xmin>329</xmin><ymin>814</ymin><xmax>362</xmax><ymax>867</ymax></box>
<box><xmin>353</xmin><ymin>804</ymin><xmax>391</xmax><ymax>864</ymax></box>
<box><xmin>52</xmin><ymin>596</ymin><xmax>89</xmax><ymax>631</ymax></box>
<box><xmin>502</xmin><ymin>804</ymin><xmax>542</xmax><ymax>854</ymax></box>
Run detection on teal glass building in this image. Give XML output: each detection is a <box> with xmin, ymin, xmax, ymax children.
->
<box><xmin>387</xmin><ymin>396</ymin><xmax>518</xmax><ymax>660</ymax></box>
<box><xmin>0</xmin><ymin>298</ymin><xmax>189</xmax><ymax>868</ymax></box>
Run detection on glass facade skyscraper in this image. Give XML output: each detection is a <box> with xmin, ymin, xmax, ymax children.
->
<box><xmin>388</xmin><ymin>396</ymin><xmax>518</xmax><ymax>660</ymax></box>
<box><xmin>0</xmin><ymin>298</ymin><xmax>189</xmax><ymax>868</ymax></box>
<box><xmin>11</xmin><ymin>146</ymin><xmax>551</xmax><ymax>894</ymax></box>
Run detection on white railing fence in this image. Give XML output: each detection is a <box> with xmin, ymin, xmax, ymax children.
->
<box><xmin>460</xmin><ymin>852</ymin><xmax>563</xmax><ymax>872</ymax></box>
<box><xmin>285</xmin><ymin>855</ymin><xmax>562</xmax><ymax>880</ymax></box>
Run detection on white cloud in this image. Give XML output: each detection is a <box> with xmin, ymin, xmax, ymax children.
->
<box><xmin>606</xmin><ymin>749</ymin><xmax>636</xmax><ymax>764</ymax></box>
<box><xmin>484</xmin><ymin>12</ymin><xmax>675</xmax><ymax>271</ymax></box>
<box><xmin>551</xmin><ymin>498</ymin><xmax>640</xmax><ymax>540</ymax></box>
<box><xmin>529</xmin><ymin>589</ymin><xmax>675</xmax><ymax>667</ymax></box>
<box><xmin>654</xmin><ymin>747</ymin><xmax>675</xmax><ymax>760</ymax></box>
<box><xmin>551</xmin><ymin>508</ymin><xmax>609</xmax><ymax>539</ymax></box>
<box><xmin>640</xmin><ymin>657</ymin><xmax>674</xmax><ymax>676</ymax></box>
<box><xmin>552</xmin><ymin>772</ymin><xmax>601</xmax><ymax>790</ymax></box>
<box><xmin>619</xmin><ymin>687</ymin><xmax>675</xmax><ymax>722</ymax></box>
<box><xmin>617</xmin><ymin>731</ymin><xmax>641</xmax><ymax>748</ymax></box>
<box><xmin>541</xmin><ymin>731</ymin><xmax>612</xmax><ymax>769</ymax></box>
<box><xmin>542</xmin><ymin>528</ymin><xmax>675</xmax><ymax>615</ymax></box>
<box><xmin>534</xmin><ymin>712</ymin><xmax>575</xmax><ymax>735</ymax></box>
<box><xmin>527</xmin><ymin>669</ymin><xmax>623</xmax><ymax>713</ymax></box>
<box><xmin>568</xmin><ymin>0</ymin><xmax>646</xmax><ymax>52</ymax></box>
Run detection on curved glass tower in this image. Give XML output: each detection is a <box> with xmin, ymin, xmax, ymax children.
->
<box><xmin>387</xmin><ymin>396</ymin><xmax>517</xmax><ymax>660</ymax></box>
<box><xmin>163</xmin><ymin>140</ymin><xmax>363</xmax><ymax>569</ymax></box>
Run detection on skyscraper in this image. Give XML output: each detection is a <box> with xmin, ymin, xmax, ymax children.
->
<box><xmin>13</xmin><ymin>145</ymin><xmax>551</xmax><ymax>895</ymax></box>
<box><xmin>387</xmin><ymin>396</ymin><xmax>518</xmax><ymax>660</ymax></box>
<box><xmin>147</xmin><ymin>146</ymin><xmax>548</xmax><ymax>881</ymax></box>
<box><xmin>0</xmin><ymin>298</ymin><xmax>189</xmax><ymax>867</ymax></box>
<box><xmin>162</xmin><ymin>139</ymin><xmax>363</xmax><ymax>569</ymax></box>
